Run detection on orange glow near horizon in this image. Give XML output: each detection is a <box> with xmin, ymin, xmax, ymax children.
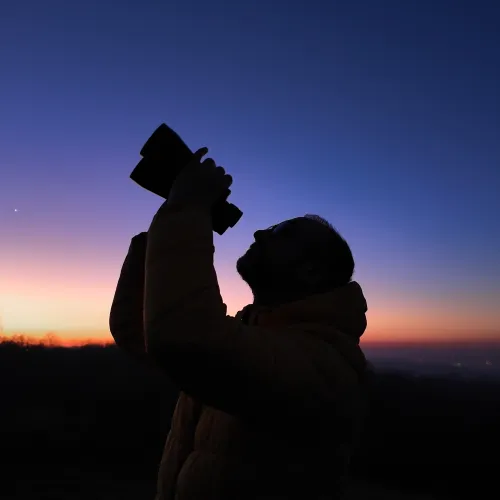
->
<box><xmin>0</xmin><ymin>333</ymin><xmax>113</xmax><ymax>348</ymax></box>
<box><xmin>2</xmin><ymin>247</ymin><xmax>500</xmax><ymax>347</ymax></box>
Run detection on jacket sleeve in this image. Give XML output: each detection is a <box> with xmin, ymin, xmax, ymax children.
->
<box><xmin>109</xmin><ymin>232</ymin><xmax>148</xmax><ymax>361</ymax></box>
<box><xmin>144</xmin><ymin>204</ymin><xmax>360</xmax><ymax>425</ymax></box>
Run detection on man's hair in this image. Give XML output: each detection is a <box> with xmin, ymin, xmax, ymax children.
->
<box><xmin>303</xmin><ymin>214</ymin><xmax>355</xmax><ymax>288</ymax></box>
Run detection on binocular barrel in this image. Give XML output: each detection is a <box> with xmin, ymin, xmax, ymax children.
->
<box><xmin>130</xmin><ymin>124</ymin><xmax>243</xmax><ymax>235</ymax></box>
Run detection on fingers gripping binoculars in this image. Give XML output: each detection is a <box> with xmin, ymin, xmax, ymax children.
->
<box><xmin>130</xmin><ymin>124</ymin><xmax>243</xmax><ymax>235</ymax></box>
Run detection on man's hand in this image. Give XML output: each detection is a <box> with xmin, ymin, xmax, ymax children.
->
<box><xmin>167</xmin><ymin>147</ymin><xmax>233</xmax><ymax>210</ymax></box>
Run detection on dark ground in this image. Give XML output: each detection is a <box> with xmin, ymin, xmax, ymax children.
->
<box><xmin>1</xmin><ymin>341</ymin><xmax>498</xmax><ymax>499</ymax></box>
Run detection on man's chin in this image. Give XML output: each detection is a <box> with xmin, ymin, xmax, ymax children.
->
<box><xmin>236</xmin><ymin>253</ymin><xmax>251</xmax><ymax>278</ymax></box>
<box><xmin>236</xmin><ymin>252</ymin><xmax>262</xmax><ymax>284</ymax></box>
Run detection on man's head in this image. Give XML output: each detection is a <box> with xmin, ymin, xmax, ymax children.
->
<box><xmin>236</xmin><ymin>214</ymin><xmax>354</xmax><ymax>306</ymax></box>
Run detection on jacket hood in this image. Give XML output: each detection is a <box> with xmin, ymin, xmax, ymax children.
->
<box><xmin>238</xmin><ymin>281</ymin><xmax>368</xmax><ymax>340</ymax></box>
<box><xmin>236</xmin><ymin>281</ymin><xmax>368</xmax><ymax>377</ymax></box>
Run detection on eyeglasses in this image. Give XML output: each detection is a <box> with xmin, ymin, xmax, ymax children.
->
<box><xmin>266</xmin><ymin>221</ymin><xmax>297</xmax><ymax>237</ymax></box>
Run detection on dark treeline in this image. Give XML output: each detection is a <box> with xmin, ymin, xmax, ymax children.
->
<box><xmin>1</xmin><ymin>340</ymin><xmax>498</xmax><ymax>499</ymax></box>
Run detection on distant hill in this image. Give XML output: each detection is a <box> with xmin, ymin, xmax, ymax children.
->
<box><xmin>364</xmin><ymin>342</ymin><xmax>500</xmax><ymax>380</ymax></box>
<box><xmin>1</xmin><ymin>340</ymin><xmax>497</xmax><ymax>499</ymax></box>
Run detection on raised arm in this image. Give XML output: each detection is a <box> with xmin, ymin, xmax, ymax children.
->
<box><xmin>109</xmin><ymin>232</ymin><xmax>148</xmax><ymax>361</ymax></box>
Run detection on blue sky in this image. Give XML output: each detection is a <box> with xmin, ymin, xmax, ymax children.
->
<box><xmin>1</xmin><ymin>0</ymin><xmax>499</xmax><ymax>341</ymax></box>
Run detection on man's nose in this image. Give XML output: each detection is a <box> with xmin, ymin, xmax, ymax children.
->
<box><xmin>253</xmin><ymin>229</ymin><xmax>268</xmax><ymax>242</ymax></box>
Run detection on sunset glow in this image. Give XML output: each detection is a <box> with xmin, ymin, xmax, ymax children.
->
<box><xmin>3</xmin><ymin>244</ymin><xmax>499</xmax><ymax>346</ymax></box>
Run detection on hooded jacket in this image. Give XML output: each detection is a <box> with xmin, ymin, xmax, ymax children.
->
<box><xmin>111</xmin><ymin>204</ymin><xmax>368</xmax><ymax>500</ymax></box>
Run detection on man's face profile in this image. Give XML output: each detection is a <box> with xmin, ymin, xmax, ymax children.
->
<box><xmin>236</xmin><ymin>217</ymin><xmax>332</xmax><ymax>293</ymax></box>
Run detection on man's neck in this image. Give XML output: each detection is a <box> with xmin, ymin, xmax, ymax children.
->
<box><xmin>252</xmin><ymin>288</ymin><xmax>310</xmax><ymax>308</ymax></box>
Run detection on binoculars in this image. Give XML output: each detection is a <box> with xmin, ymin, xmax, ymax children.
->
<box><xmin>130</xmin><ymin>124</ymin><xmax>243</xmax><ymax>235</ymax></box>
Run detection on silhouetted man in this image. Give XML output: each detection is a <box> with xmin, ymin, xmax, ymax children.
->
<box><xmin>110</xmin><ymin>149</ymin><xmax>368</xmax><ymax>500</ymax></box>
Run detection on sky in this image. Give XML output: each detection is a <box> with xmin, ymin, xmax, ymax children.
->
<box><xmin>1</xmin><ymin>0</ymin><xmax>499</xmax><ymax>345</ymax></box>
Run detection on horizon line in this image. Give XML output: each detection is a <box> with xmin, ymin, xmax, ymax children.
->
<box><xmin>2</xmin><ymin>333</ymin><xmax>499</xmax><ymax>349</ymax></box>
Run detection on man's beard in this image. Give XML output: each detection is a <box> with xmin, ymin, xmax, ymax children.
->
<box><xmin>236</xmin><ymin>253</ymin><xmax>265</xmax><ymax>290</ymax></box>
<box><xmin>236</xmin><ymin>252</ymin><xmax>297</xmax><ymax>300</ymax></box>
